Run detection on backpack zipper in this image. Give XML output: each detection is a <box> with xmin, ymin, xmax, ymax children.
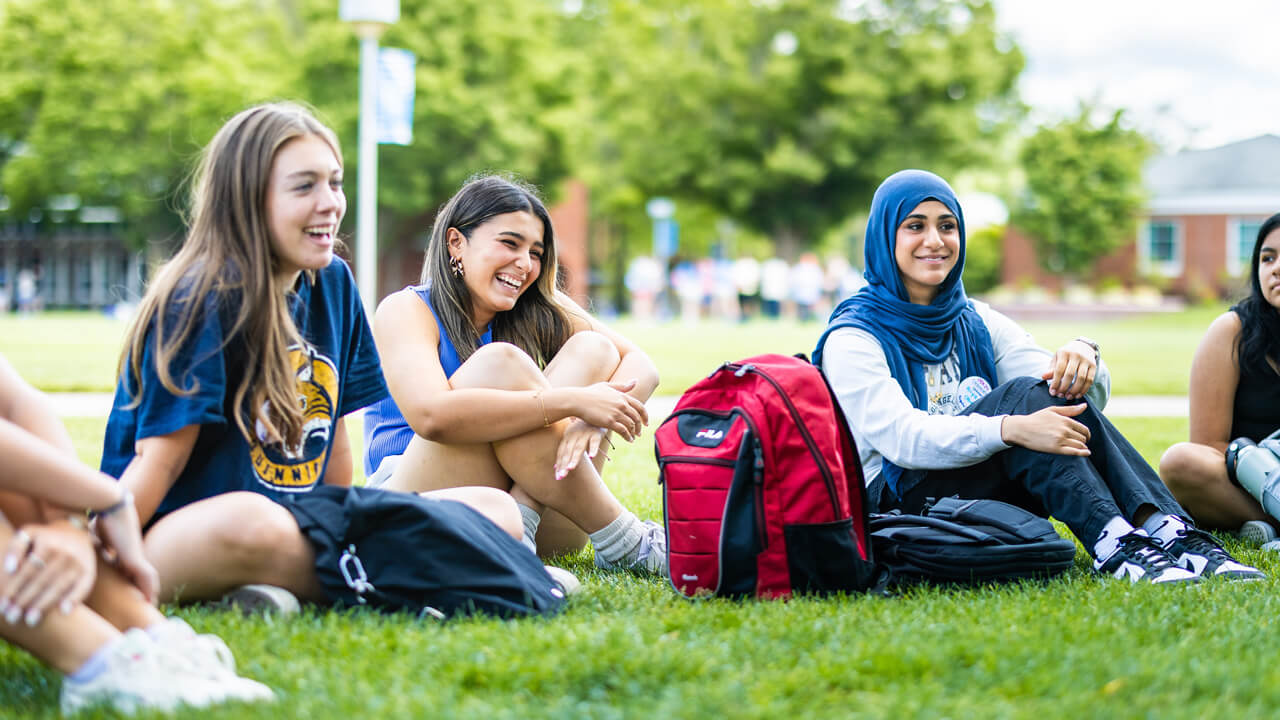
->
<box><xmin>725</xmin><ymin>363</ymin><xmax>841</xmax><ymax>513</ymax></box>
<box><xmin>659</xmin><ymin>407</ymin><xmax>769</xmax><ymax>550</ymax></box>
<box><xmin>657</xmin><ymin>456</ymin><xmax>736</xmax><ymax>474</ymax></box>
<box><xmin>751</xmin><ymin>435</ymin><xmax>767</xmax><ymax>549</ymax></box>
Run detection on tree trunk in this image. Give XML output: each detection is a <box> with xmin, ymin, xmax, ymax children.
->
<box><xmin>773</xmin><ymin>225</ymin><xmax>804</xmax><ymax>262</ymax></box>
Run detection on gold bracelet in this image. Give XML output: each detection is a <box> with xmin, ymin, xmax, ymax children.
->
<box><xmin>534</xmin><ymin>389</ymin><xmax>550</xmax><ymax>427</ymax></box>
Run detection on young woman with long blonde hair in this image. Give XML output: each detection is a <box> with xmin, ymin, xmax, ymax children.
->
<box><xmin>101</xmin><ymin>103</ymin><xmax>520</xmax><ymax>610</ymax></box>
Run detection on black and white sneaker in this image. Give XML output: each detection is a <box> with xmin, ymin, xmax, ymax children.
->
<box><xmin>1094</xmin><ymin>531</ymin><xmax>1200</xmax><ymax>584</ymax></box>
<box><xmin>1165</xmin><ymin>527</ymin><xmax>1265</xmax><ymax>581</ymax></box>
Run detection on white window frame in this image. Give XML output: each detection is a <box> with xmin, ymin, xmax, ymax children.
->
<box><xmin>1227</xmin><ymin>216</ymin><xmax>1263</xmax><ymax>277</ymax></box>
<box><xmin>1138</xmin><ymin>218</ymin><xmax>1183</xmax><ymax>278</ymax></box>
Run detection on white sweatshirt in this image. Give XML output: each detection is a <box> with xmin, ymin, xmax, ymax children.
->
<box><xmin>820</xmin><ymin>299</ymin><xmax>1110</xmax><ymax>485</ymax></box>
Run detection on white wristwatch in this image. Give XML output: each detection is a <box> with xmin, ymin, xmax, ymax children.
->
<box><xmin>1074</xmin><ymin>336</ymin><xmax>1100</xmax><ymax>366</ymax></box>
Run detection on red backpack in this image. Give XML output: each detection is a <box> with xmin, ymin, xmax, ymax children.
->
<box><xmin>655</xmin><ymin>353</ymin><xmax>877</xmax><ymax>599</ymax></box>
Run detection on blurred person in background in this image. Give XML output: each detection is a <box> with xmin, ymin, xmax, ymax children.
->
<box><xmin>760</xmin><ymin>255</ymin><xmax>790</xmax><ymax>319</ymax></box>
<box><xmin>732</xmin><ymin>255</ymin><xmax>761</xmax><ymax>321</ymax></box>
<box><xmin>790</xmin><ymin>252</ymin><xmax>823</xmax><ymax>322</ymax></box>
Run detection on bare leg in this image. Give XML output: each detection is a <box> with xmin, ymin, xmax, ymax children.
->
<box><xmin>386</xmin><ymin>333</ymin><xmax>628</xmax><ymax>556</ymax></box>
<box><xmin>0</xmin><ymin>592</ymin><xmax>119</xmax><ymax>674</ymax></box>
<box><xmin>0</xmin><ymin>491</ymin><xmax>163</xmax><ymax>631</ymax></box>
<box><xmin>143</xmin><ymin>492</ymin><xmax>325</xmax><ymax>603</ymax></box>
<box><xmin>1161</xmin><ymin>442</ymin><xmax>1271</xmax><ymax>529</ymax></box>
<box><xmin>0</xmin><ymin>510</ymin><xmax>120</xmax><ymax>675</ymax></box>
<box><xmin>421</xmin><ymin>486</ymin><xmax>523</xmax><ymax>541</ymax></box>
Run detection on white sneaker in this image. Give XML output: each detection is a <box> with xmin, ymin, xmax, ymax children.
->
<box><xmin>545</xmin><ymin>566</ymin><xmax>581</xmax><ymax>596</ymax></box>
<box><xmin>1238</xmin><ymin>520</ymin><xmax>1278</xmax><ymax>546</ymax></box>
<box><xmin>149</xmin><ymin>618</ymin><xmax>275</xmax><ymax>702</ymax></box>
<box><xmin>221</xmin><ymin>584</ymin><xmax>301</xmax><ymax>616</ymax></box>
<box><xmin>60</xmin><ymin>628</ymin><xmax>225</xmax><ymax>715</ymax></box>
<box><xmin>594</xmin><ymin>520</ymin><xmax>668</xmax><ymax>576</ymax></box>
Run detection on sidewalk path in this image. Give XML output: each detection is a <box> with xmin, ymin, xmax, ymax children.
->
<box><xmin>644</xmin><ymin>394</ymin><xmax>1187</xmax><ymax>420</ymax></box>
<box><xmin>48</xmin><ymin>392</ymin><xmax>1189</xmax><ymax>420</ymax></box>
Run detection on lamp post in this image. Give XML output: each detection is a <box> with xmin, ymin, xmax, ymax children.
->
<box><xmin>645</xmin><ymin>197</ymin><xmax>676</xmax><ymax>320</ymax></box>
<box><xmin>339</xmin><ymin>0</ymin><xmax>399</xmax><ymax>315</ymax></box>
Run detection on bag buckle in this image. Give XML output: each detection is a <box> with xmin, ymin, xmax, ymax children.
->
<box><xmin>339</xmin><ymin>544</ymin><xmax>376</xmax><ymax>603</ymax></box>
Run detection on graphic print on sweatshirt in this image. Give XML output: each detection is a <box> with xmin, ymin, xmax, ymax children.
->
<box><xmin>249</xmin><ymin>344</ymin><xmax>337</xmax><ymax>492</ymax></box>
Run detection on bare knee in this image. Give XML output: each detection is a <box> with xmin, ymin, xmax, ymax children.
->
<box><xmin>471</xmin><ymin>487</ymin><xmax>522</xmax><ymax>541</ymax></box>
<box><xmin>557</xmin><ymin>331</ymin><xmax>620</xmax><ymax>378</ymax></box>
<box><xmin>452</xmin><ymin>342</ymin><xmax>544</xmax><ymax>391</ymax></box>
<box><xmin>1160</xmin><ymin>443</ymin><xmax>1209</xmax><ymax>491</ymax></box>
<box><xmin>0</xmin><ymin>491</ymin><xmax>44</xmax><ymax>526</ymax></box>
<box><xmin>424</xmin><ymin>486</ymin><xmax>523</xmax><ymax>541</ymax></box>
<box><xmin>161</xmin><ymin>493</ymin><xmax>300</xmax><ymax>575</ymax></box>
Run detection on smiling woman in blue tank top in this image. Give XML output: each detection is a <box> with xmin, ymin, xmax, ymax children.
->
<box><xmin>366</xmin><ymin>175</ymin><xmax>667</xmax><ymax>576</ymax></box>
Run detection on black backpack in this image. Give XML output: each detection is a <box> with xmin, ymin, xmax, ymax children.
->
<box><xmin>868</xmin><ymin>496</ymin><xmax>1078</xmax><ymax>585</ymax></box>
<box><xmin>283</xmin><ymin>485</ymin><xmax>566</xmax><ymax>619</ymax></box>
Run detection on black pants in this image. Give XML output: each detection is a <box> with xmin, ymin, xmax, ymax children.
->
<box><xmin>870</xmin><ymin>376</ymin><xmax>1185</xmax><ymax>549</ymax></box>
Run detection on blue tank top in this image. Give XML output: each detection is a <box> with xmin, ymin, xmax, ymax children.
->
<box><xmin>363</xmin><ymin>285</ymin><xmax>493</xmax><ymax>475</ymax></box>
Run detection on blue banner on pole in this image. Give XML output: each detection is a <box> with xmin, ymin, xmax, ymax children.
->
<box><xmin>654</xmin><ymin>218</ymin><xmax>678</xmax><ymax>258</ymax></box>
<box><xmin>377</xmin><ymin>47</ymin><xmax>415</xmax><ymax>145</ymax></box>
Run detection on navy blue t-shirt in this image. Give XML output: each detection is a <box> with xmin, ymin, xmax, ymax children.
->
<box><xmin>101</xmin><ymin>258</ymin><xmax>388</xmax><ymax>523</ymax></box>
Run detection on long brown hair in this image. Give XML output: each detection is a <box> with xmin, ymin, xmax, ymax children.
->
<box><xmin>118</xmin><ymin>101</ymin><xmax>343</xmax><ymax>448</ymax></box>
<box><xmin>421</xmin><ymin>174</ymin><xmax>573</xmax><ymax>366</ymax></box>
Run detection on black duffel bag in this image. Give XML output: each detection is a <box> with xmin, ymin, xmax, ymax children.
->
<box><xmin>869</xmin><ymin>496</ymin><xmax>1078</xmax><ymax>585</ymax></box>
<box><xmin>283</xmin><ymin>485</ymin><xmax>566</xmax><ymax>619</ymax></box>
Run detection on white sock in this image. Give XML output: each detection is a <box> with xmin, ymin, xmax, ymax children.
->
<box><xmin>67</xmin><ymin>636</ymin><xmax>118</xmax><ymax>683</ymax></box>
<box><xmin>1093</xmin><ymin>516</ymin><xmax>1137</xmax><ymax>560</ymax></box>
<box><xmin>517</xmin><ymin>504</ymin><xmax>541</xmax><ymax>554</ymax></box>
<box><xmin>589</xmin><ymin>510</ymin><xmax>643</xmax><ymax>564</ymax></box>
<box><xmin>1142</xmin><ymin>512</ymin><xmax>1188</xmax><ymax>547</ymax></box>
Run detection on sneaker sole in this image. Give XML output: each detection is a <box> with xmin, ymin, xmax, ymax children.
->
<box><xmin>1239</xmin><ymin>521</ymin><xmax>1278</xmax><ymax>546</ymax></box>
<box><xmin>1214</xmin><ymin>570</ymin><xmax>1266</xmax><ymax>582</ymax></box>
<box><xmin>220</xmin><ymin>585</ymin><xmax>300</xmax><ymax>616</ymax></box>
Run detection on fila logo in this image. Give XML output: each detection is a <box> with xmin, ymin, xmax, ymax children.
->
<box><xmin>681</xmin><ymin>574</ymin><xmax>700</xmax><ymax>582</ymax></box>
<box><xmin>695</xmin><ymin>428</ymin><xmax>724</xmax><ymax>440</ymax></box>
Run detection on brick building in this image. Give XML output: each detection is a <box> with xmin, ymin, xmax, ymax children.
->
<box><xmin>1002</xmin><ymin>135</ymin><xmax>1280</xmax><ymax>297</ymax></box>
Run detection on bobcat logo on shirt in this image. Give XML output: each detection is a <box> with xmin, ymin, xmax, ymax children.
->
<box><xmin>249</xmin><ymin>345</ymin><xmax>338</xmax><ymax>492</ymax></box>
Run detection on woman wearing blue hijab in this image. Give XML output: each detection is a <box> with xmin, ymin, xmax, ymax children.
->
<box><xmin>814</xmin><ymin>169</ymin><xmax>1259</xmax><ymax>584</ymax></box>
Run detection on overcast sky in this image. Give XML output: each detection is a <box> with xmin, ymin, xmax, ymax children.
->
<box><xmin>995</xmin><ymin>0</ymin><xmax>1280</xmax><ymax>152</ymax></box>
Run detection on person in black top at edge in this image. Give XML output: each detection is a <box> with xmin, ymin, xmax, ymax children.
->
<box><xmin>1161</xmin><ymin>212</ymin><xmax>1280</xmax><ymax>548</ymax></box>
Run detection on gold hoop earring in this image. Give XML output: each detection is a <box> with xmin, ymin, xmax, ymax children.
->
<box><xmin>449</xmin><ymin>255</ymin><xmax>464</xmax><ymax>278</ymax></box>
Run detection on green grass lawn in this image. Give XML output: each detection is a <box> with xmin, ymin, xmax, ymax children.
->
<box><xmin>0</xmin><ymin>311</ymin><xmax>131</xmax><ymax>392</ymax></box>
<box><xmin>0</xmin><ymin>305</ymin><xmax>1228</xmax><ymax>395</ymax></box>
<box><xmin>8</xmin><ymin>413</ymin><xmax>1280</xmax><ymax>719</ymax></box>
<box><xmin>2</xmin><ymin>307</ymin><xmax>1263</xmax><ymax>719</ymax></box>
<box><xmin>619</xmin><ymin>303</ymin><xmax>1226</xmax><ymax>397</ymax></box>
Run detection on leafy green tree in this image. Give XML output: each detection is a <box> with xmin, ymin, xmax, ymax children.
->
<box><xmin>0</xmin><ymin>0</ymin><xmax>292</xmax><ymax>245</ymax></box>
<box><xmin>1012</xmin><ymin>106</ymin><xmax>1152</xmax><ymax>276</ymax></box>
<box><xmin>286</xmin><ymin>0</ymin><xmax>578</xmax><ymax>257</ymax></box>
<box><xmin>0</xmin><ymin>0</ymin><xmax>579</xmax><ymax>266</ymax></box>
<box><xmin>568</xmin><ymin>0</ymin><xmax>1024</xmax><ymax>258</ymax></box>
<box><xmin>962</xmin><ymin>223</ymin><xmax>1003</xmax><ymax>293</ymax></box>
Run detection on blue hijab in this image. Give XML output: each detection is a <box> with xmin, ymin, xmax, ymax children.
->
<box><xmin>813</xmin><ymin>169</ymin><xmax>997</xmax><ymax>496</ymax></box>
